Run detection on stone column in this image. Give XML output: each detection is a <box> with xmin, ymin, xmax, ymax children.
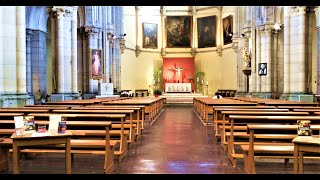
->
<box><xmin>97</xmin><ymin>29</ymin><xmax>103</xmax><ymax>89</ymax></box>
<box><xmin>283</xmin><ymin>6</ymin><xmax>290</xmax><ymax>93</ymax></box>
<box><xmin>26</xmin><ymin>29</ymin><xmax>33</xmax><ymax>95</ymax></box>
<box><xmin>53</xmin><ymin>7</ymin><xmax>65</xmax><ymax>93</ymax></box>
<box><xmin>0</xmin><ymin>7</ymin><xmax>3</xmax><ymax>93</ymax></box>
<box><xmin>250</xmin><ymin>6</ymin><xmax>256</xmax><ymax>93</ymax></box>
<box><xmin>256</xmin><ymin>27</ymin><xmax>261</xmax><ymax>92</ymax></box>
<box><xmin>265</xmin><ymin>28</ymin><xmax>273</xmax><ymax>93</ymax></box>
<box><xmin>297</xmin><ymin>7</ymin><xmax>307</xmax><ymax>93</ymax></box>
<box><xmin>71</xmin><ymin>6</ymin><xmax>78</xmax><ymax>93</ymax></box>
<box><xmin>16</xmin><ymin>6</ymin><xmax>27</xmax><ymax>94</ymax></box>
<box><xmin>63</xmin><ymin>7</ymin><xmax>72</xmax><ymax>93</ymax></box>
<box><xmin>50</xmin><ymin>9</ymin><xmax>56</xmax><ymax>93</ymax></box>
<box><xmin>317</xmin><ymin>7</ymin><xmax>320</xmax><ymax>93</ymax></box>
<box><xmin>81</xmin><ymin>28</ymin><xmax>88</xmax><ymax>93</ymax></box>
<box><xmin>104</xmin><ymin>6</ymin><xmax>112</xmax><ymax>83</ymax></box>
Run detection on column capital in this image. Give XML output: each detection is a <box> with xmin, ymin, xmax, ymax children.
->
<box><xmin>52</xmin><ymin>6</ymin><xmax>66</xmax><ymax>19</ymax></box>
<box><xmin>85</xmin><ymin>26</ymin><xmax>101</xmax><ymax>38</ymax></box>
<box><xmin>290</xmin><ymin>6</ymin><xmax>309</xmax><ymax>16</ymax></box>
<box><xmin>63</xmin><ymin>7</ymin><xmax>73</xmax><ymax>20</ymax></box>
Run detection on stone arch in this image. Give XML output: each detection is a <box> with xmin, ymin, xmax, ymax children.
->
<box><xmin>25</xmin><ymin>6</ymin><xmax>49</xmax><ymax>104</ymax></box>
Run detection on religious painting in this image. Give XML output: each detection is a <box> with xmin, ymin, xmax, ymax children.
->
<box><xmin>89</xmin><ymin>48</ymin><xmax>103</xmax><ymax>80</ymax></box>
<box><xmin>223</xmin><ymin>15</ymin><xmax>233</xmax><ymax>45</ymax></box>
<box><xmin>258</xmin><ymin>63</ymin><xmax>267</xmax><ymax>76</ymax></box>
<box><xmin>197</xmin><ymin>15</ymin><xmax>216</xmax><ymax>48</ymax></box>
<box><xmin>143</xmin><ymin>22</ymin><xmax>158</xmax><ymax>49</ymax></box>
<box><xmin>166</xmin><ymin>16</ymin><xmax>192</xmax><ymax>48</ymax></box>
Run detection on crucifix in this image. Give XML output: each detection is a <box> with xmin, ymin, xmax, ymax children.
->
<box><xmin>172</xmin><ymin>64</ymin><xmax>185</xmax><ymax>83</ymax></box>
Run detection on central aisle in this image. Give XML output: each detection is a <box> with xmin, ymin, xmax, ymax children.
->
<box><xmin>113</xmin><ymin>104</ymin><xmax>243</xmax><ymax>174</ymax></box>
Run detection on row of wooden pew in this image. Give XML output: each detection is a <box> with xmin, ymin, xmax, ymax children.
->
<box><xmin>0</xmin><ymin>96</ymin><xmax>166</xmax><ymax>174</ymax></box>
<box><xmin>193</xmin><ymin>97</ymin><xmax>320</xmax><ymax>174</ymax></box>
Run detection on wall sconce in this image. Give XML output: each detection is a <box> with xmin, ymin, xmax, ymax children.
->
<box><xmin>107</xmin><ymin>32</ymin><xmax>127</xmax><ymax>54</ymax></box>
<box><xmin>272</xmin><ymin>23</ymin><xmax>283</xmax><ymax>34</ymax></box>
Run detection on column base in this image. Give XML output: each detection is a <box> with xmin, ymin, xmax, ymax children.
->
<box><xmin>236</xmin><ymin>92</ymin><xmax>278</xmax><ymax>99</ymax></box>
<box><xmin>83</xmin><ymin>93</ymin><xmax>97</xmax><ymax>99</ymax></box>
<box><xmin>50</xmin><ymin>93</ymin><xmax>80</xmax><ymax>102</ymax></box>
<box><xmin>279</xmin><ymin>93</ymin><xmax>315</xmax><ymax>102</ymax></box>
<box><xmin>0</xmin><ymin>93</ymin><xmax>34</xmax><ymax>107</ymax></box>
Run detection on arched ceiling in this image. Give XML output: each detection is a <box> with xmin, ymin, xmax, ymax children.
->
<box><xmin>26</xmin><ymin>6</ymin><xmax>49</xmax><ymax>32</ymax></box>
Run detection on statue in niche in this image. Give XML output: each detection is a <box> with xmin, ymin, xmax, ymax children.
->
<box><xmin>242</xmin><ymin>47</ymin><xmax>251</xmax><ymax>67</ymax></box>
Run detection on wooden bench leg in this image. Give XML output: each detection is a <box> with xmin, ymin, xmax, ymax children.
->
<box><xmin>0</xmin><ymin>147</ymin><xmax>9</xmax><ymax>171</ymax></box>
<box><xmin>284</xmin><ymin>158</ymin><xmax>289</xmax><ymax>168</ymax></box>
<box><xmin>243</xmin><ymin>150</ymin><xmax>256</xmax><ymax>174</ymax></box>
<box><xmin>104</xmin><ymin>146</ymin><xmax>115</xmax><ymax>174</ymax></box>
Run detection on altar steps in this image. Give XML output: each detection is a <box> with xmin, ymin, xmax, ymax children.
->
<box><xmin>160</xmin><ymin>93</ymin><xmax>209</xmax><ymax>104</ymax></box>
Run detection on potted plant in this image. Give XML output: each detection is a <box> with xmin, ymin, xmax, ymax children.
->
<box><xmin>153</xmin><ymin>89</ymin><xmax>162</xmax><ymax>97</ymax></box>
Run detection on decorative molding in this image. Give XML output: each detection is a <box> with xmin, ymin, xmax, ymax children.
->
<box><xmin>290</xmin><ymin>6</ymin><xmax>307</xmax><ymax>16</ymax></box>
<box><xmin>135</xmin><ymin>45</ymin><xmax>141</xmax><ymax>57</ymax></box>
<box><xmin>190</xmin><ymin>48</ymin><xmax>196</xmax><ymax>57</ymax></box>
<box><xmin>52</xmin><ymin>7</ymin><xmax>66</xmax><ymax>19</ymax></box>
<box><xmin>216</xmin><ymin>45</ymin><xmax>222</xmax><ymax>56</ymax></box>
<box><xmin>85</xmin><ymin>27</ymin><xmax>100</xmax><ymax>38</ymax></box>
<box><xmin>216</xmin><ymin>6</ymin><xmax>222</xmax><ymax>12</ymax></box>
<box><xmin>63</xmin><ymin>7</ymin><xmax>73</xmax><ymax>20</ymax></box>
<box><xmin>119</xmin><ymin>39</ymin><xmax>126</xmax><ymax>54</ymax></box>
<box><xmin>161</xmin><ymin>48</ymin><xmax>166</xmax><ymax>57</ymax></box>
<box><xmin>231</xmin><ymin>39</ymin><xmax>238</xmax><ymax>53</ymax></box>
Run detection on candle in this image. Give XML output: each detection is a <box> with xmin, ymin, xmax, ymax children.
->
<box><xmin>206</xmin><ymin>81</ymin><xmax>208</xmax><ymax>85</ymax></box>
<box><xmin>158</xmin><ymin>77</ymin><xmax>160</xmax><ymax>82</ymax></box>
<box><xmin>153</xmin><ymin>80</ymin><xmax>155</xmax><ymax>84</ymax></box>
<box><xmin>201</xmin><ymin>80</ymin><xmax>203</xmax><ymax>84</ymax></box>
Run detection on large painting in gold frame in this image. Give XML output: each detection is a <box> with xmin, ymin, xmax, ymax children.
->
<box><xmin>143</xmin><ymin>22</ymin><xmax>158</xmax><ymax>49</ymax></box>
<box><xmin>166</xmin><ymin>16</ymin><xmax>192</xmax><ymax>48</ymax></box>
<box><xmin>90</xmin><ymin>48</ymin><xmax>103</xmax><ymax>80</ymax></box>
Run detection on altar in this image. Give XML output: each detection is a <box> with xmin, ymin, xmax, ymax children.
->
<box><xmin>165</xmin><ymin>83</ymin><xmax>191</xmax><ymax>93</ymax></box>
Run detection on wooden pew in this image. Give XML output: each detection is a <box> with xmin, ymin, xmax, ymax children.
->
<box><xmin>51</xmin><ymin>109</ymin><xmax>137</xmax><ymax>147</ymax></box>
<box><xmin>220</xmin><ymin>111</ymin><xmax>308</xmax><ymax>151</ymax></box>
<box><xmin>240</xmin><ymin>124</ymin><xmax>320</xmax><ymax>174</ymax></box>
<box><xmin>0</xmin><ymin>109</ymin><xmax>49</xmax><ymax>115</ymax></box>
<box><xmin>72</xmin><ymin>106</ymin><xmax>144</xmax><ymax>140</ymax></box>
<box><xmin>226</xmin><ymin>115</ymin><xmax>320</xmax><ymax>167</ymax></box>
<box><xmin>101</xmin><ymin>97</ymin><xmax>165</xmax><ymax>125</ymax></box>
<box><xmin>192</xmin><ymin>98</ymin><xmax>258</xmax><ymax>126</ymax></box>
<box><xmin>0</xmin><ymin>121</ymin><xmax>115</xmax><ymax>174</ymax></box>
<box><xmin>27</xmin><ymin>113</ymin><xmax>128</xmax><ymax>162</ymax></box>
<box><xmin>212</xmin><ymin>106</ymin><xmax>282</xmax><ymax>137</ymax></box>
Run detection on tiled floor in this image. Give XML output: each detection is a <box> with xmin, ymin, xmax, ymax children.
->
<box><xmin>1</xmin><ymin>104</ymin><xmax>319</xmax><ymax>174</ymax></box>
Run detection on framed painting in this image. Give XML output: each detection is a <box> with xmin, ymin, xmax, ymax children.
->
<box><xmin>258</xmin><ymin>63</ymin><xmax>267</xmax><ymax>76</ymax></box>
<box><xmin>90</xmin><ymin>48</ymin><xmax>103</xmax><ymax>80</ymax></box>
<box><xmin>197</xmin><ymin>15</ymin><xmax>217</xmax><ymax>48</ymax></box>
<box><xmin>166</xmin><ymin>16</ymin><xmax>192</xmax><ymax>48</ymax></box>
<box><xmin>223</xmin><ymin>15</ymin><xmax>233</xmax><ymax>45</ymax></box>
<box><xmin>143</xmin><ymin>22</ymin><xmax>158</xmax><ymax>49</ymax></box>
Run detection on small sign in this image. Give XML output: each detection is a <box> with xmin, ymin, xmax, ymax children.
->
<box><xmin>58</xmin><ymin>121</ymin><xmax>67</xmax><ymax>134</ymax></box>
